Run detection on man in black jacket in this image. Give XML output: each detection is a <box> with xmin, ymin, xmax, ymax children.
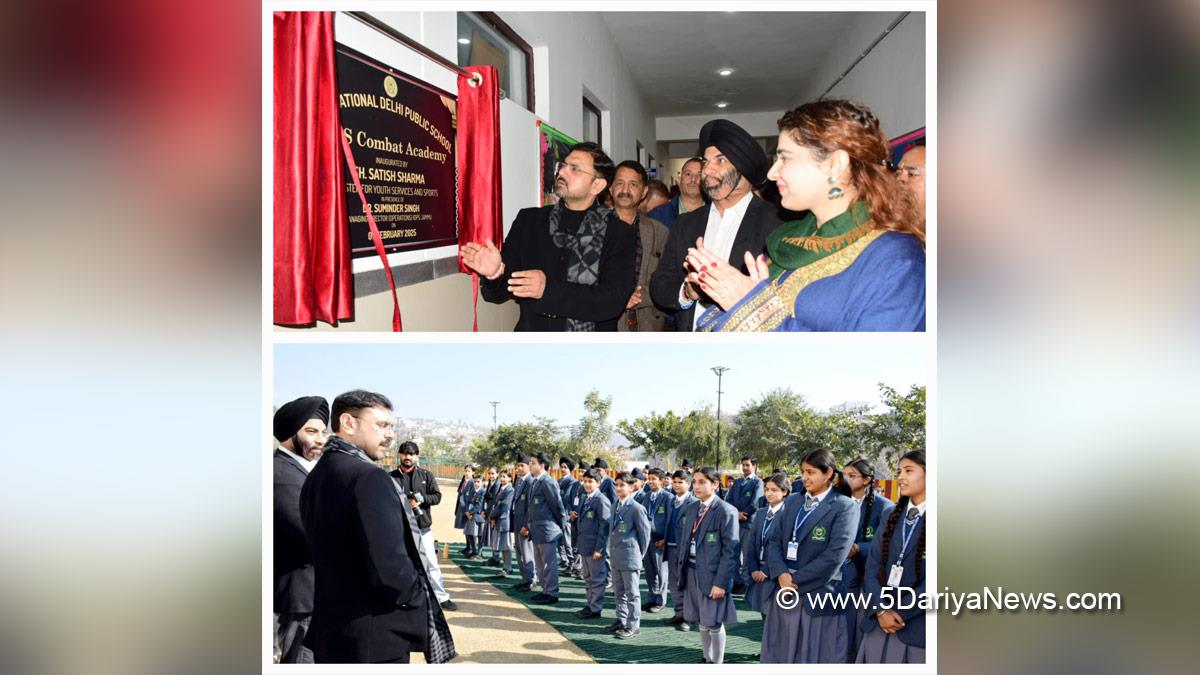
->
<box><xmin>390</xmin><ymin>441</ymin><xmax>456</xmax><ymax>611</ymax></box>
<box><xmin>300</xmin><ymin>390</ymin><xmax>434</xmax><ymax>663</ymax></box>
<box><xmin>462</xmin><ymin>142</ymin><xmax>637</xmax><ymax>331</ymax></box>
<box><xmin>650</xmin><ymin>119</ymin><xmax>782</xmax><ymax>330</ymax></box>
<box><xmin>272</xmin><ymin>395</ymin><xmax>328</xmax><ymax>663</ymax></box>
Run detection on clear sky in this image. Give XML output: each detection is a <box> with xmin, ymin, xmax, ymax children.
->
<box><xmin>274</xmin><ymin>340</ymin><xmax>927</xmax><ymax>429</ymax></box>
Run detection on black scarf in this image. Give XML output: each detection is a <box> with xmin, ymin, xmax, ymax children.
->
<box><xmin>548</xmin><ymin>199</ymin><xmax>611</xmax><ymax>331</ymax></box>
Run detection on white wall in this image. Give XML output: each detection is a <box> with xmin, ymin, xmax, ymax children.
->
<box><xmin>497</xmin><ymin>11</ymin><xmax>656</xmax><ymax>165</ymax></box>
<box><xmin>793</xmin><ymin>12</ymin><xmax>925</xmax><ymax>138</ymax></box>
<box><xmin>655</xmin><ymin>110</ymin><xmax>787</xmax><ymax>143</ymax></box>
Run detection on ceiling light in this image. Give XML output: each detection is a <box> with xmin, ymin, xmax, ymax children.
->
<box><xmin>718</xmin><ymin>69</ymin><xmax>733</xmax><ymax>77</ymax></box>
<box><xmin>458</xmin><ymin>37</ymin><xmax>471</xmax><ymax>45</ymax></box>
<box><xmin>716</xmin><ymin>102</ymin><xmax>728</xmax><ymax>108</ymax></box>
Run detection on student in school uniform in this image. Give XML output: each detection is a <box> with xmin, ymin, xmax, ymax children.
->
<box><xmin>489</xmin><ymin>469</ymin><xmax>516</xmax><ymax>577</ymax></box>
<box><xmin>842</xmin><ymin>458</ymin><xmax>895</xmax><ymax>660</ymax></box>
<box><xmin>454</xmin><ymin>464</ymin><xmax>478</xmax><ymax>558</ymax></box>
<box><xmin>523</xmin><ymin>452</ymin><xmax>566</xmax><ymax>604</ymax></box>
<box><xmin>674</xmin><ymin>466</ymin><xmax>740</xmax><ymax>663</ymax></box>
<box><xmin>762</xmin><ymin>448</ymin><xmax>860</xmax><ymax>663</ymax></box>
<box><xmin>594</xmin><ymin>457</ymin><xmax>618</xmax><ymax>505</ymax></box>
<box><xmin>857</xmin><ymin>449</ymin><xmax>926</xmax><ymax>664</ymax></box>
<box><xmin>481</xmin><ymin>466</ymin><xmax>500</xmax><ymax>566</ymax></box>
<box><xmin>630</xmin><ymin>468</ymin><xmax>647</xmax><ymax>506</ymax></box>
<box><xmin>509</xmin><ymin>454</ymin><xmax>538</xmax><ymax>590</ymax></box>
<box><xmin>572</xmin><ymin>467</ymin><xmax>612</xmax><ymax>620</ymax></box>
<box><xmin>745</xmin><ymin>472</ymin><xmax>791</xmax><ymax>618</ymax></box>
<box><xmin>663</xmin><ymin>469</ymin><xmax>698</xmax><ymax>630</ymax></box>
<box><xmin>558</xmin><ymin>457</ymin><xmax>580</xmax><ymax>571</ymax></box>
<box><xmin>607</xmin><ymin>472</ymin><xmax>651</xmax><ymax>639</ymax></box>
<box><xmin>641</xmin><ymin>468</ymin><xmax>671</xmax><ymax>613</ymax></box>
<box><xmin>465</xmin><ymin>471</ymin><xmax>487</xmax><ymax>561</ymax></box>
<box><xmin>729</xmin><ymin>456</ymin><xmax>764</xmax><ymax>594</ymax></box>
<box><xmin>568</xmin><ymin>460</ymin><xmax>592</xmax><ymax>579</ymax></box>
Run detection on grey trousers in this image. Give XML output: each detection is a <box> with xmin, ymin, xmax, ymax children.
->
<box><xmin>274</xmin><ymin>612</ymin><xmax>313</xmax><ymax>663</ymax></box>
<box><xmin>643</xmin><ymin>544</ymin><xmax>669</xmax><ymax>606</ymax></box>
<box><xmin>581</xmin><ymin>553</ymin><xmax>609</xmax><ymax>612</ymax></box>
<box><xmin>668</xmin><ymin>546</ymin><xmax>685</xmax><ymax>616</ymax></box>
<box><xmin>533</xmin><ymin>540</ymin><xmax>560</xmax><ymax>597</ymax></box>
<box><xmin>612</xmin><ymin>568</ymin><xmax>642</xmax><ymax>630</ymax></box>
<box><xmin>515</xmin><ymin>531</ymin><xmax>537</xmax><ymax>583</ymax></box>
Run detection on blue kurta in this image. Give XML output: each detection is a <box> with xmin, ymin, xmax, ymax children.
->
<box><xmin>699</xmin><ymin>231</ymin><xmax>925</xmax><ymax>332</ymax></box>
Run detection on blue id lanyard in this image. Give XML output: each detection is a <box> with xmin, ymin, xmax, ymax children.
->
<box><xmin>896</xmin><ymin>514</ymin><xmax>923</xmax><ymax>565</ymax></box>
<box><xmin>791</xmin><ymin>503</ymin><xmax>818</xmax><ymax>542</ymax></box>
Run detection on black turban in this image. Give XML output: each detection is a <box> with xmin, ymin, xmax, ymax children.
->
<box><xmin>559</xmin><ymin>457</ymin><xmax>576</xmax><ymax>471</ymax></box>
<box><xmin>697</xmin><ymin>118</ymin><xmax>770</xmax><ymax>187</ymax></box>
<box><xmin>515</xmin><ymin>452</ymin><xmax>531</xmax><ymax>464</ymax></box>
<box><xmin>631</xmin><ymin>468</ymin><xmax>645</xmax><ymax>480</ymax></box>
<box><xmin>578</xmin><ymin>461</ymin><xmax>592</xmax><ymax>472</ymax></box>
<box><xmin>273</xmin><ymin>396</ymin><xmax>329</xmax><ymax>442</ymax></box>
<box><xmin>593</xmin><ymin>457</ymin><xmax>609</xmax><ymax>469</ymax></box>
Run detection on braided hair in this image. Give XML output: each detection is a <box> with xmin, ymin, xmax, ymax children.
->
<box><xmin>847</xmin><ymin>458</ymin><xmax>877</xmax><ymax>541</ymax></box>
<box><xmin>877</xmin><ymin>449</ymin><xmax>926</xmax><ymax>585</ymax></box>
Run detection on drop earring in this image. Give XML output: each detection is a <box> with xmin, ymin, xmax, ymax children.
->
<box><xmin>827</xmin><ymin>175</ymin><xmax>844</xmax><ymax>200</ymax></box>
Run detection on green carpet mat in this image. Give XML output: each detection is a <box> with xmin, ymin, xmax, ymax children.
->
<box><xmin>448</xmin><ymin>543</ymin><xmax>765</xmax><ymax>663</ymax></box>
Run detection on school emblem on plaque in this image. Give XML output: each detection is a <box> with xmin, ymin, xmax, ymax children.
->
<box><xmin>383</xmin><ymin>75</ymin><xmax>398</xmax><ymax>97</ymax></box>
<box><xmin>812</xmin><ymin>526</ymin><xmax>827</xmax><ymax>542</ymax></box>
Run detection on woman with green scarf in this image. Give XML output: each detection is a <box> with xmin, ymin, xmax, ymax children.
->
<box><xmin>685</xmin><ymin>100</ymin><xmax>925</xmax><ymax>332</ymax></box>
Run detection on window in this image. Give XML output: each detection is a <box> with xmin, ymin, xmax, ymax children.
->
<box><xmin>456</xmin><ymin>12</ymin><xmax>534</xmax><ymax>112</ymax></box>
<box><xmin>582</xmin><ymin>97</ymin><xmax>601</xmax><ymax>147</ymax></box>
<box><xmin>637</xmin><ymin>141</ymin><xmax>647</xmax><ymax>166</ymax></box>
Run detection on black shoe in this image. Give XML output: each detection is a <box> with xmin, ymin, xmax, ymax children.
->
<box><xmin>676</xmin><ymin>621</ymin><xmax>692</xmax><ymax>632</ymax></box>
<box><xmin>666</xmin><ymin>615</ymin><xmax>685</xmax><ymax>625</ymax></box>
<box><xmin>647</xmin><ymin>604</ymin><xmax>665</xmax><ymax>613</ymax></box>
<box><xmin>485</xmin><ymin>558</ymin><xmax>501</xmax><ymax>567</ymax></box>
<box><xmin>606</xmin><ymin>620</ymin><xmax>624</xmax><ymax>632</ymax></box>
<box><xmin>530</xmin><ymin>593</ymin><xmax>548</xmax><ymax>602</ymax></box>
<box><xmin>491</xmin><ymin>571</ymin><xmax>509</xmax><ymax>578</ymax></box>
<box><xmin>698</xmin><ymin>657</ymin><xmax>709</xmax><ymax>663</ymax></box>
<box><xmin>615</xmin><ymin>627</ymin><xmax>640</xmax><ymax>639</ymax></box>
<box><xmin>531</xmin><ymin>594</ymin><xmax>559</xmax><ymax>605</ymax></box>
<box><xmin>440</xmin><ymin>600</ymin><xmax>458</xmax><ymax>611</ymax></box>
<box><xmin>575</xmin><ymin>608</ymin><xmax>601</xmax><ymax>619</ymax></box>
<box><xmin>513</xmin><ymin>581</ymin><xmax>532</xmax><ymax>591</ymax></box>
<box><xmin>731</xmin><ymin>583</ymin><xmax>747</xmax><ymax>595</ymax></box>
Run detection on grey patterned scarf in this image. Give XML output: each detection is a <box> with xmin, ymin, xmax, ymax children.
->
<box><xmin>549</xmin><ymin>199</ymin><xmax>611</xmax><ymax>331</ymax></box>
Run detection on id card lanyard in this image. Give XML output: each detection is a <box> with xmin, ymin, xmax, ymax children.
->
<box><xmin>888</xmin><ymin>513</ymin><xmax>923</xmax><ymax>587</ymax></box>
<box><xmin>689</xmin><ymin>501</ymin><xmax>712</xmax><ymax>558</ymax></box>
<box><xmin>787</xmin><ymin>503</ymin><xmax>819</xmax><ymax>562</ymax></box>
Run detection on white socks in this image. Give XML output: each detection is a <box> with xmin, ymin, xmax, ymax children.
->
<box><xmin>700</xmin><ymin>624</ymin><xmax>726</xmax><ymax>663</ymax></box>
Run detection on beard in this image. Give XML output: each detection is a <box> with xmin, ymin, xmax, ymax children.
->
<box><xmin>290</xmin><ymin>432</ymin><xmax>322</xmax><ymax>461</ymax></box>
<box><xmin>703</xmin><ymin>166</ymin><xmax>742</xmax><ymax>200</ymax></box>
<box><xmin>401</xmin><ymin>457</ymin><xmax>416</xmax><ymax>469</ymax></box>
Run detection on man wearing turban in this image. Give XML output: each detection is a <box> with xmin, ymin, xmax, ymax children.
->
<box><xmin>650</xmin><ymin>119</ymin><xmax>783</xmax><ymax>330</ymax></box>
<box><xmin>272</xmin><ymin>395</ymin><xmax>329</xmax><ymax>663</ymax></box>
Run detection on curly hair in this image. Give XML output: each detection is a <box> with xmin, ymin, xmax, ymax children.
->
<box><xmin>777</xmin><ymin>99</ymin><xmax>924</xmax><ymax>244</ymax></box>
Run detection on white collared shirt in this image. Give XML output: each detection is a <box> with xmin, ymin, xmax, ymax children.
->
<box><xmin>677</xmin><ymin>191</ymin><xmax>755</xmax><ymax>327</ymax></box>
<box><xmin>806</xmin><ymin>484</ymin><xmax>833</xmax><ymax>507</ymax></box>
<box><xmin>907</xmin><ymin>499</ymin><xmax>928</xmax><ymax>517</ymax></box>
<box><xmin>286</xmin><ymin>449</ymin><xmax>316</xmax><ymax>473</ymax></box>
<box><xmin>767</xmin><ymin>502</ymin><xmax>784</xmax><ymax>516</ymax></box>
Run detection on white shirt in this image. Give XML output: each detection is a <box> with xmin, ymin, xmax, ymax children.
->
<box><xmin>907</xmin><ymin>499</ymin><xmax>928</xmax><ymax>517</ymax></box>
<box><xmin>805</xmin><ymin>484</ymin><xmax>833</xmax><ymax>507</ymax></box>
<box><xmin>678</xmin><ymin>191</ymin><xmax>755</xmax><ymax>327</ymax></box>
<box><xmin>767</xmin><ymin>502</ymin><xmax>784</xmax><ymax>516</ymax></box>
<box><xmin>286</xmin><ymin>449</ymin><xmax>316</xmax><ymax>473</ymax></box>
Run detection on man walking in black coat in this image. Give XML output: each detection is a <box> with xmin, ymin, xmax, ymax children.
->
<box><xmin>272</xmin><ymin>395</ymin><xmax>329</xmax><ymax>663</ymax></box>
<box><xmin>650</xmin><ymin>119</ymin><xmax>782</xmax><ymax>330</ymax></box>
<box><xmin>300</xmin><ymin>390</ymin><xmax>450</xmax><ymax>663</ymax></box>
<box><xmin>390</xmin><ymin>440</ymin><xmax>457</xmax><ymax>611</ymax></box>
<box><xmin>462</xmin><ymin>141</ymin><xmax>637</xmax><ymax>331</ymax></box>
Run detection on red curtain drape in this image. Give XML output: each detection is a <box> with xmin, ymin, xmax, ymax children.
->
<box><xmin>272</xmin><ymin>11</ymin><xmax>354</xmax><ymax>327</ymax></box>
<box><xmin>456</xmin><ymin>66</ymin><xmax>503</xmax><ymax>330</ymax></box>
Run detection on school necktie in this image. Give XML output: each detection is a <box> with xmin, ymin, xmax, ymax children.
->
<box><xmin>804</xmin><ymin>495</ymin><xmax>817</xmax><ymax>511</ymax></box>
<box><xmin>906</xmin><ymin>507</ymin><xmax>920</xmax><ymax>523</ymax></box>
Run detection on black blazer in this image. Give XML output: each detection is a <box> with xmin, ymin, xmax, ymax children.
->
<box><xmin>273</xmin><ymin>449</ymin><xmax>313</xmax><ymax>614</ymax></box>
<box><xmin>389</xmin><ymin>466</ymin><xmax>442</xmax><ymax>531</ymax></box>
<box><xmin>481</xmin><ymin>204</ymin><xmax>637</xmax><ymax>331</ymax></box>
<box><xmin>300</xmin><ymin>449</ymin><xmax>428</xmax><ymax>663</ymax></box>
<box><xmin>649</xmin><ymin>194</ymin><xmax>781</xmax><ymax>331</ymax></box>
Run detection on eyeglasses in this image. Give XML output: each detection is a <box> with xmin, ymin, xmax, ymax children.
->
<box><xmin>555</xmin><ymin>161</ymin><xmax>597</xmax><ymax>179</ymax></box>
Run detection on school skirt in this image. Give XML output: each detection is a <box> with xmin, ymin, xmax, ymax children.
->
<box><xmin>761</xmin><ymin>591</ymin><xmax>849</xmax><ymax>663</ymax></box>
<box><xmin>453</xmin><ymin>510</ymin><xmax>468</xmax><ymax>529</ymax></box>
<box><xmin>683</xmin><ymin>567</ymin><xmax>738</xmax><ymax>628</ymax></box>
<box><xmin>855</xmin><ymin>626</ymin><xmax>925</xmax><ymax>663</ymax></box>
<box><xmin>745</xmin><ymin>575</ymin><xmax>775</xmax><ymax>614</ymax></box>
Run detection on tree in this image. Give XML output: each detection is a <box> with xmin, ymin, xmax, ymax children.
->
<box><xmin>867</xmin><ymin>383</ymin><xmax>926</xmax><ymax>475</ymax></box>
<box><xmin>469</xmin><ymin>416</ymin><xmax>566</xmax><ymax>468</ymax></box>
<box><xmin>569</xmin><ymin>390</ymin><xmax>614</xmax><ymax>459</ymax></box>
<box><xmin>617</xmin><ymin>410</ymin><xmax>682</xmax><ymax>465</ymax></box>
<box><xmin>729</xmin><ymin>388</ymin><xmax>825</xmax><ymax>469</ymax></box>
